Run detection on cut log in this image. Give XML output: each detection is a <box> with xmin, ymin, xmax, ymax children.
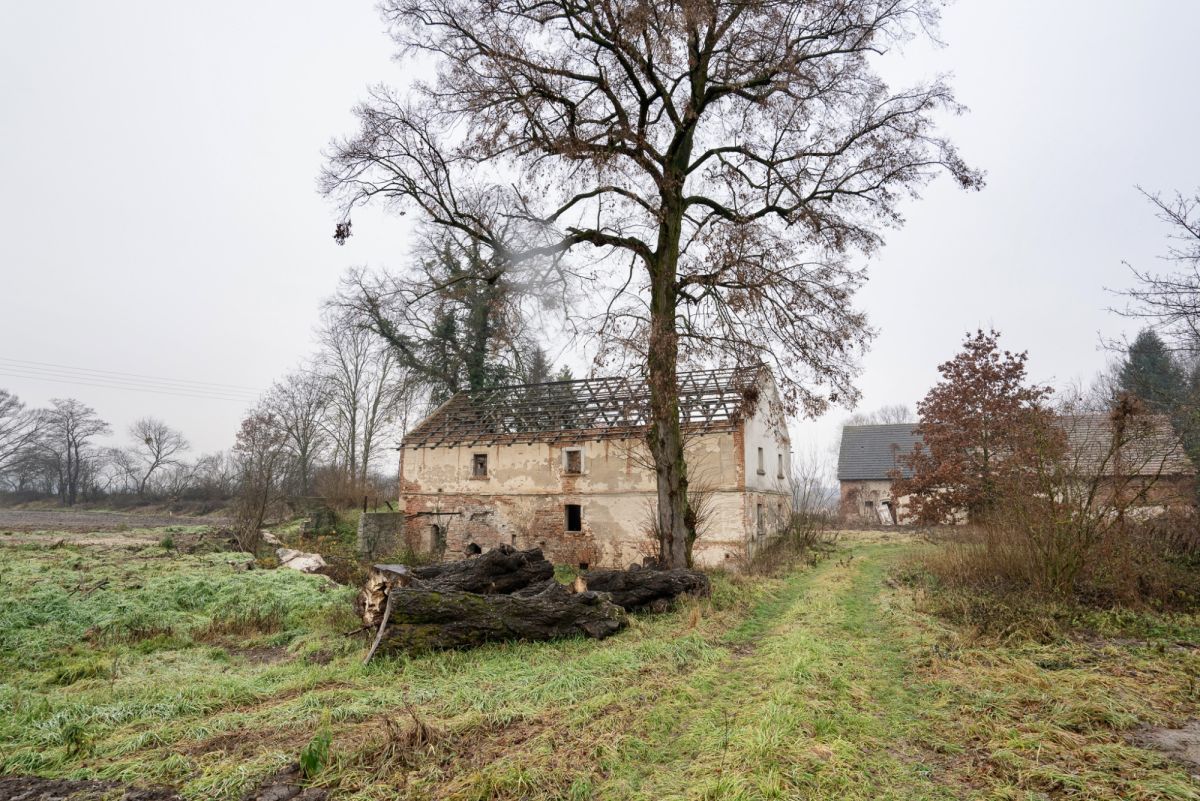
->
<box><xmin>369</xmin><ymin>581</ymin><xmax>627</xmax><ymax>654</ymax></box>
<box><xmin>577</xmin><ymin>568</ymin><xmax>711</xmax><ymax>611</ymax></box>
<box><xmin>408</xmin><ymin>545</ymin><xmax>554</xmax><ymax>594</ymax></box>
<box><xmin>356</xmin><ymin>546</ymin><xmax>554</xmax><ymax>626</ymax></box>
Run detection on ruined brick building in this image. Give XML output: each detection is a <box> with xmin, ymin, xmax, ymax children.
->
<box><xmin>394</xmin><ymin>367</ymin><xmax>792</xmax><ymax>567</ymax></box>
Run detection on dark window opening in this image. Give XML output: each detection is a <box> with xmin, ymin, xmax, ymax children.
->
<box><xmin>472</xmin><ymin>453</ymin><xmax>488</xmax><ymax>477</ymax></box>
<box><xmin>466</xmin><ymin>542</ymin><xmax>482</xmax><ymax>555</ymax></box>
<box><xmin>565</xmin><ymin>504</ymin><xmax>582</xmax><ymax>532</ymax></box>
<box><xmin>578</xmin><ymin>561</ymin><xmax>589</xmax><ymax>571</ymax></box>
<box><xmin>756</xmin><ymin>447</ymin><xmax>765</xmax><ymax>475</ymax></box>
<box><xmin>564</xmin><ymin>449</ymin><xmax>582</xmax><ymax>474</ymax></box>
<box><xmin>430</xmin><ymin>524</ymin><xmax>445</xmax><ymax>550</ymax></box>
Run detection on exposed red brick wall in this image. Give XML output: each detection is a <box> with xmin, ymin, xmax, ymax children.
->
<box><xmin>403</xmin><ymin>492</ymin><xmax>604</xmax><ymax>565</ymax></box>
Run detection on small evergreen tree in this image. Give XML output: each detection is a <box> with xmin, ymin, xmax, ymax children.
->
<box><xmin>1118</xmin><ymin>329</ymin><xmax>1185</xmax><ymax>414</ymax></box>
<box><xmin>523</xmin><ymin>346</ymin><xmax>554</xmax><ymax>385</ymax></box>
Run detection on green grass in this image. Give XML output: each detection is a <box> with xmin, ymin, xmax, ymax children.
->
<box><xmin>0</xmin><ymin>533</ymin><xmax>1197</xmax><ymax>800</ymax></box>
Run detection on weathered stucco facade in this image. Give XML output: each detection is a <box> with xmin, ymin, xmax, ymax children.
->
<box><xmin>394</xmin><ymin>369</ymin><xmax>791</xmax><ymax>567</ymax></box>
<box><xmin>838</xmin><ymin>479</ymin><xmax>914</xmax><ymax>525</ymax></box>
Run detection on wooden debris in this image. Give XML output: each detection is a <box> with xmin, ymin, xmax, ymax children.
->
<box><xmin>354</xmin><ymin>545</ymin><xmax>708</xmax><ymax>656</ymax></box>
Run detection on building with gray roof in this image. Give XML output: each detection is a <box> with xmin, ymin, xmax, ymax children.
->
<box><xmin>836</xmin><ymin>424</ymin><xmax>922</xmax><ymax>523</ymax></box>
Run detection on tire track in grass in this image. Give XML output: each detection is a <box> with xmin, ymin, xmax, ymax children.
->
<box><xmin>410</xmin><ymin>566</ymin><xmax>823</xmax><ymax>801</ymax></box>
<box><xmin>582</xmin><ymin>546</ymin><xmax>961</xmax><ymax>801</ymax></box>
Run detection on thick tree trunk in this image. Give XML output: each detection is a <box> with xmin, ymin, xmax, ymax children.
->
<box><xmin>409</xmin><ymin>545</ymin><xmax>554</xmax><ymax>593</ymax></box>
<box><xmin>578</xmin><ymin>566</ymin><xmax>711</xmax><ymax>611</ymax></box>
<box><xmin>647</xmin><ymin>192</ymin><xmax>694</xmax><ymax>569</ymax></box>
<box><xmin>367</xmin><ymin>581</ymin><xmax>627</xmax><ymax>654</ymax></box>
<box><xmin>357</xmin><ymin>546</ymin><xmax>554</xmax><ymax>626</ymax></box>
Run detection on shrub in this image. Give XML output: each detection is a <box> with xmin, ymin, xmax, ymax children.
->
<box><xmin>742</xmin><ymin>512</ymin><xmax>837</xmax><ymax>576</ymax></box>
<box><xmin>923</xmin><ymin>512</ymin><xmax>1200</xmax><ymax>613</ymax></box>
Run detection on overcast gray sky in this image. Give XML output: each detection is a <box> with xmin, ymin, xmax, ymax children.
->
<box><xmin>2</xmin><ymin>1</ymin><xmax>1198</xmax><ymax>463</ymax></box>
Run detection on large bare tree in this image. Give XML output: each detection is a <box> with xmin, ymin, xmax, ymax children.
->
<box><xmin>318</xmin><ymin>311</ymin><xmax>406</xmax><ymax>488</ymax></box>
<box><xmin>0</xmin><ymin>389</ymin><xmax>43</xmax><ymax>482</ymax></box>
<box><xmin>334</xmin><ymin>229</ymin><xmax>531</xmax><ymax>404</ymax></box>
<box><xmin>40</xmin><ymin>398</ymin><xmax>111</xmax><ymax>506</ymax></box>
<box><xmin>124</xmin><ymin>417</ymin><xmax>190</xmax><ymax>496</ymax></box>
<box><xmin>323</xmin><ymin>0</ymin><xmax>981</xmax><ymax>566</ymax></box>
<box><xmin>264</xmin><ymin>370</ymin><xmax>330</xmax><ymax>495</ymax></box>
<box><xmin>1118</xmin><ymin>187</ymin><xmax>1200</xmax><ymax>346</ymax></box>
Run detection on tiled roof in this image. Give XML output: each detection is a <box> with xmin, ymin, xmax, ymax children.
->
<box><xmin>1060</xmin><ymin>413</ymin><xmax>1195</xmax><ymax>477</ymax></box>
<box><xmin>836</xmin><ymin>424</ymin><xmax>921</xmax><ymax>481</ymax></box>
<box><xmin>837</xmin><ymin>415</ymin><xmax>1196</xmax><ymax>482</ymax></box>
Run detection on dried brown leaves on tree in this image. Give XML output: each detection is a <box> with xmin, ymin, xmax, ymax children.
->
<box><xmin>893</xmin><ymin>330</ymin><xmax>1058</xmax><ymax>524</ymax></box>
<box><xmin>322</xmin><ymin>0</ymin><xmax>982</xmax><ymax>566</ymax></box>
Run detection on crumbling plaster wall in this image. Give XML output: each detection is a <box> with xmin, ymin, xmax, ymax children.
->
<box><xmin>839</xmin><ymin>479</ymin><xmax>913</xmax><ymax>524</ymax></box>
<box><xmin>738</xmin><ymin>377</ymin><xmax>794</xmax><ymax>552</ymax></box>
<box><xmin>401</xmin><ymin>432</ymin><xmax>755</xmax><ymax>567</ymax></box>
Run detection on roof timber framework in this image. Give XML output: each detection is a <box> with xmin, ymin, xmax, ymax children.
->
<box><xmin>404</xmin><ymin>367</ymin><xmax>762</xmax><ymax>448</ymax></box>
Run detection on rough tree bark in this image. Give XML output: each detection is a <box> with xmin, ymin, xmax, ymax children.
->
<box><xmin>407</xmin><ymin>545</ymin><xmax>554</xmax><ymax>594</ymax></box>
<box><xmin>368</xmin><ymin>582</ymin><xmax>627</xmax><ymax>654</ymax></box>
<box><xmin>578</xmin><ymin>567</ymin><xmax>710</xmax><ymax>612</ymax></box>
<box><xmin>357</xmin><ymin>546</ymin><xmax>553</xmax><ymax>626</ymax></box>
<box><xmin>357</xmin><ymin>548</ymin><xmax>710</xmax><ymax>655</ymax></box>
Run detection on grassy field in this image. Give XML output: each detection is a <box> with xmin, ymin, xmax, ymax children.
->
<box><xmin>1</xmin><ymin>529</ymin><xmax>1198</xmax><ymax>799</ymax></box>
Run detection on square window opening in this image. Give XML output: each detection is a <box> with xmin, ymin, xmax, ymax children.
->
<box><xmin>564</xmin><ymin>448</ymin><xmax>583</xmax><ymax>474</ymax></box>
<box><xmin>472</xmin><ymin>453</ymin><xmax>488</xmax><ymax>478</ymax></box>
<box><xmin>565</xmin><ymin>503</ymin><xmax>582</xmax><ymax>532</ymax></box>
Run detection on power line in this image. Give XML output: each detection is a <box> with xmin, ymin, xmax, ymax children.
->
<box><xmin>0</xmin><ymin>362</ymin><xmax>260</xmax><ymax>400</ymax></box>
<box><xmin>0</xmin><ymin>363</ymin><xmax>261</xmax><ymax>401</ymax></box>
<box><xmin>0</xmin><ymin>356</ymin><xmax>262</xmax><ymax>393</ymax></box>
<box><xmin>0</xmin><ymin>364</ymin><xmax>263</xmax><ymax>403</ymax></box>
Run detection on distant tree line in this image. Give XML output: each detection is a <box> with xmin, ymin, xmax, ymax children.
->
<box><xmin>0</xmin><ymin>393</ymin><xmax>233</xmax><ymax>506</ymax></box>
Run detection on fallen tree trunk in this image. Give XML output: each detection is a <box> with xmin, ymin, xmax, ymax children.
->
<box><xmin>369</xmin><ymin>581</ymin><xmax>627</xmax><ymax>654</ymax></box>
<box><xmin>578</xmin><ymin>567</ymin><xmax>711</xmax><ymax>611</ymax></box>
<box><xmin>409</xmin><ymin>546</ymin><xmax>554</xmax><ymax>594</ymax></box>
<box><xmin>357</xmin><ymin>546</ymin><xmax>553</xmax><ymax>626</ymax></box>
